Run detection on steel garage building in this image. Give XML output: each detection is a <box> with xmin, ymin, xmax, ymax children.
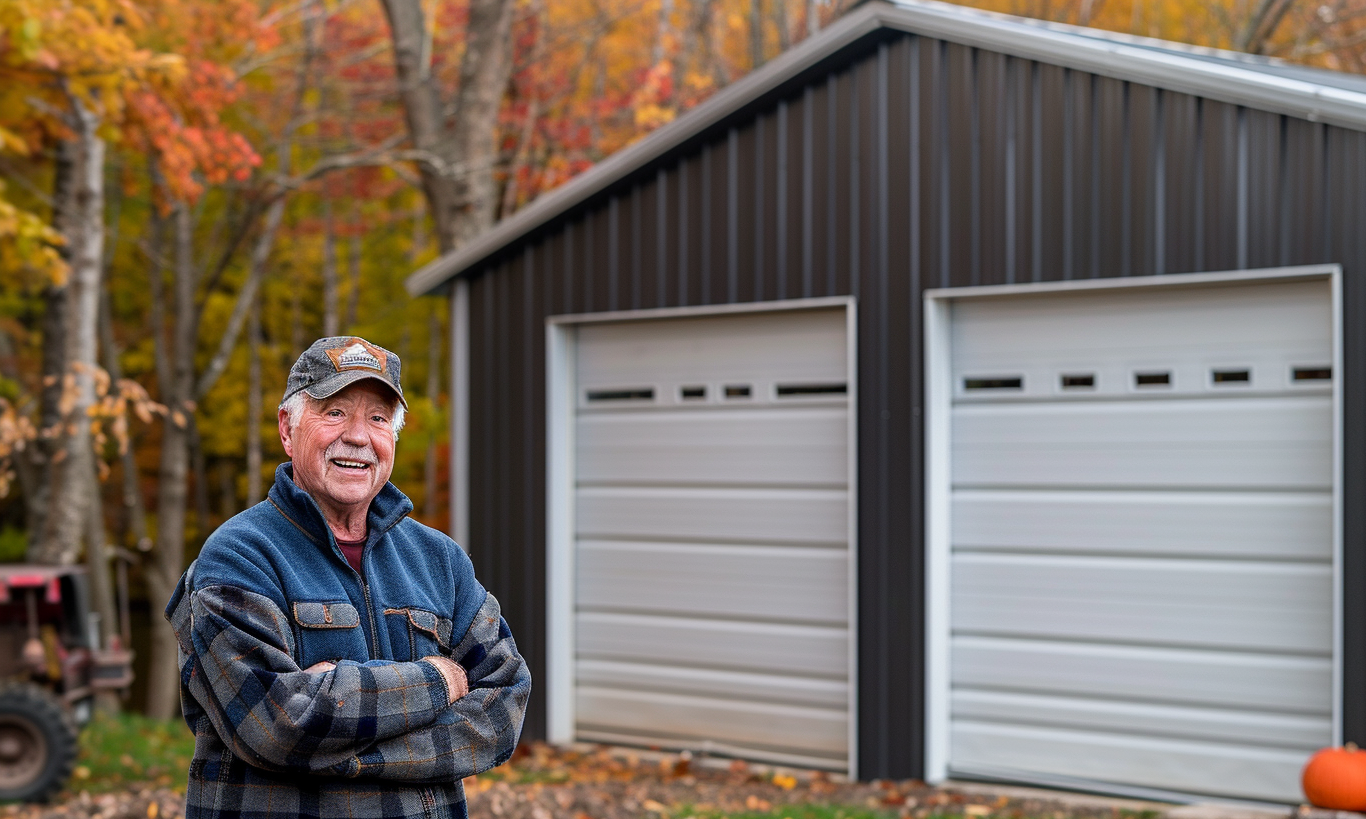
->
<box><xmin>407</xmin><ymin>0</ymin><xmax>1366</xmax><ymax>803</ymax></box>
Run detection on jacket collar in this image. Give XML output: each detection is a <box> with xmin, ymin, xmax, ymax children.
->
<box><xmin>268</xmin><ymin>462</ymin><xmax>413</xmax><ymax>547</ymax></box>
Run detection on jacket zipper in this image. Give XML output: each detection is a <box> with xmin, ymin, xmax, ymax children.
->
<box><xmin>356</xmin><ymin>512</ymin><xmax>408</xmax><ymax>658</ymax></box>
<box><xmin>360</xmin><ymin>578</ymin><xmax>380</xmax><ymax>656</ymax></box>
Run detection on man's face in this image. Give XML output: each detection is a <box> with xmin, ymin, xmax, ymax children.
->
<box><xmin>278</xmin><ymin>381</ymin><xmax>398</xmax><ymax>522</ymax></box>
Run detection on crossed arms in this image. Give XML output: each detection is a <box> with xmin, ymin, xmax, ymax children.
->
<box><xmin>175</xmin><ymin>583</ymin><xmax>531</xmax><ymax>783</ymax></box>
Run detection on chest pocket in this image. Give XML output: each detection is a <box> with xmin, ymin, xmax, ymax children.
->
<box><xmin>383</xmin><ymin>608</ymin><xmax>453</xmax><ymax>662</ymax></box>
<box><xmin>292</xmin><ymin>602</ymin><xmax>368</xmax><ymax>667</ymax></box>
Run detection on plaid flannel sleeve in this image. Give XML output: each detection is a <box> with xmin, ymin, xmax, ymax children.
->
<box><xmin>347</xmin><ymin>590</ymin><xmax>532</xmax><ymax>783</ymax></box>
<box><xmin>185</xmin><ymin>584</ymin><xmax>456</xmax><ymax>776</ymax></box>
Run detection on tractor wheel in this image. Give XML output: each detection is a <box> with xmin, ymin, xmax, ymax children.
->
<box><xmin>0</xmin><ymin>682</ymin><xmax>77</xmax><ymax>802</ymax></box>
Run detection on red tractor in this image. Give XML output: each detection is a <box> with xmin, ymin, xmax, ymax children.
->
<box><xmin>0</xmin><ymin>565</ymin><xmax>132</xmax><ymax>801</ymax></box>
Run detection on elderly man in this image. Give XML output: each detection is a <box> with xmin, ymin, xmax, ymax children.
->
<box><xmin>165</xmin><ymin>336</ymin><xmax>530</xmax><ymax>819</ymax></box>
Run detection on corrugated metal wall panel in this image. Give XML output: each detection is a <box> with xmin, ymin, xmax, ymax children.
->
<box><xmin>459</xmin><ymin>28</ymin><xmax>1366</xmax><ymax>779</ymax></box>
<box><xmin>1094</xmin><ymin>77</ymin><xmax>1126</xmax><ymax>279</ymax></box>
<box><xmin>975</xmin><ymin>50</ymin><xmax>1004</xmax><ymax>285</ymax></box>
<box><xmin>1160</xmin><ymin>92</ymin><xmax>1196</xmax><ymax>275</ymax></box>
<box><xmin>1194</xmin><ymin>102</ymin><xmax>1230</xmax><ymax>272</ymax></box>
<box><xmin>882</xmin><ymin>36</ymin><xmax>923</xmax><ymax>777</ymax></box>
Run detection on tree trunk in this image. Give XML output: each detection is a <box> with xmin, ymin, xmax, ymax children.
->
<box><xmin>82</xmin><ymin>463</ymin><xmax>112</xmax><ymax>648</ymax></box>
<box><xmin>218</xmin><ymin>461</ymin><xmax>236</xmax><ymax>521</ymax></box>
<box><xmin>245</xmin><ymin>291</ymin><xmax>263</xmax><ymax>506</ymax></box>
<box><xmin>775</xmin><ymin>0</ymin><xmax>789</xmax><ymax>52</ymax></box>
<box><xmin>144</xmin><ymin>202</ymin><xmax>195</xmax><ymax>721</ymax></box>
<box><xmin>381</xmin><ymin>0</ymin><xmax>515</xmax><ymax>253</ymax></box>
<box><xmin>750</xmin><ymin>0</ymin><xmax>765</xmax><ymax>69</ymax></box>
<box><xmin>101</xmin><ymin>271</ymin><xmax>151</xmax><ymax>554</ymax></box>
<box><xmin>190</xmin><ymin>416</ymin><xmax>212</xmax><ymax>540</ymax></box>
<box><xmin>290</xmin><ymin>286</ymin><xmax>304</xmax><ymax>357</ymax></box>
<box><xmin>32</xmin><ymin>99</ymin><xmax>105</xmax><ymax>568</ymax></box>
<box><xmin>423</xmin><ymin>310</ymin><xmax>440</xmax><ymax>523</ymax></box>
<box><xmin>654</xmin><ymin>0</ymin><xmax>673</xmax><ymax>64</ymax></box>
<box><xmin>21</xmin><ymin>138</ymin><xmax>76</xmax><ymax>556</ymax></box>
<box><xmin>345</xmin><ymin>226</ymin><xmax>362</xmax><ymax>330</ymax></box>
<box><xmin>323</xmin><ymin>198</ymin><xmax>339</xmax><ymax>336</ymax></box>
<box><xmin>1236</xmin><ymin>0</ymin><xmax>1295</xmax><ymax>53</ymax></box>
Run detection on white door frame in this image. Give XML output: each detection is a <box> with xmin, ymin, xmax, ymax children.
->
<box><xmin>546</xmin><ymin>296</ymin><xmax>860</xmax><ymax>776</ymax></box>
<box><xmin>922</xmin><ymin>264</ymin><xmax>1344</xmax><ymax>785</ymax></box>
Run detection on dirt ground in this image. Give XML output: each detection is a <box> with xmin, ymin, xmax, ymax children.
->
<box><xmin>0</xmin><ymin>742</ymin><xmax>1300</xmax><ymax>819</ymax></box>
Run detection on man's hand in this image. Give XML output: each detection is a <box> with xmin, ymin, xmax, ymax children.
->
<box><xmin>303</xmin><ymin>657</ymin><xmax>465</xmax><ymax>704</ymax></box>
<box><xmin>423</xmin><ymin>656</ymin><xmax>468</xmax><ymax>704</ymax></box>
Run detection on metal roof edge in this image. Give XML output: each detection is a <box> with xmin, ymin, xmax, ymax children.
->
<box><xmin>872</xmin><ymin>0</ymin><xmax>1366</xmax><ymax>128</ymax></box>
<box><xmin>407</xmin><ymin>0</ymin><xmax>1366</xmax><ymax>294</ymax></box>
<box><xmin>887</xmin><ymin>0</ymin><xmax>1289</xmax><ymax>66</ymax></box>
<box><xmin>405</xmin><ymin>2</ymin><xmax>889</xmax><ymax>295</ymax></box>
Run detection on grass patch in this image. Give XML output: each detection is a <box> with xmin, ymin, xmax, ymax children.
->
<box><xmin>73</xmin><ymin>711</ymin><xmax>194</xmax><ymax>793</ymax></box>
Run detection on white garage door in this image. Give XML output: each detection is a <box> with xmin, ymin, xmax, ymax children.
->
<box><xmin>570</xmin><ymin>306</ymin><xmax>855</xmax><ymax>771</ymax></box>
<box><xmin>943</xmin><ymin>277</ymin><xmax>1335</xmax><ymax>802</ymax></box>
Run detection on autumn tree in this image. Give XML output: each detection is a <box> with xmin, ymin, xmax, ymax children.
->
<box><xmin>380</xmin><ymin>0</ymin><xmax>515</xmax><ymax>254</ymax></box>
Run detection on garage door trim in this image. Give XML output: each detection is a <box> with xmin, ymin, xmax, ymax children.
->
<box><xmin>546</xmin><ymin>296</ymin><xmax>859</xmax><ymax>775</ymax></box>
<box><xmin>921</xmin><ymin>264</ymin><xmax>1343</xmax><ymax>790</ymax></box>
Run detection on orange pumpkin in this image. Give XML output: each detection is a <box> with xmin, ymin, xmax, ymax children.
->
<box><xmin>1303</xmin><ymin>744</ymin><xmax>1366</xmax><ymax>810</ymax></box>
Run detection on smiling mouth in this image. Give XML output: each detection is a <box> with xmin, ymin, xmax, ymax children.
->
<box><xmin>331</xmin><ymin>459</ymin><xmax>373</xmax><ymax>471</ymax></box>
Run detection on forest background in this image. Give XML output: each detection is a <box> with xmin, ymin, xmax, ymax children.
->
<box><xmin>0</xmin><ymin>0</ymin><xmax>1362</xmax><ymax>722</ymax></box>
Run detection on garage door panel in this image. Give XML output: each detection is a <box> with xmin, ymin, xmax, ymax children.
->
<box><xmin>953</xmin><ymin>636</ymin><xmax>1332</xmax><ymax>713</ymax></box>
<box><xmin>577</xmin><ymin>486</ymin><xmax>848</xmax><ymax>545</ymax></box>
<box><xmin>951</xmin><ymin>721</ymin><xmax>1310</xmax><ymax>803</ymax></box>
<box><xmin>950</xmin><ymin>280</ymin><xmax>1330</xmax><ymax>368</ymax></box>
<box><xmin>951</xmin><ymin>689</ymin><xmax>1330</xmax><ymax>749</ymax></box>
<box><xmin>570</xmin><ymin>307</ymin><xmax>853</xmax><ymax>773</ymax></box>
<box><xmin>953</xmin><ymin>398</ymin><xmax>1331</xmax><ymax>489</ymax></box>
<box><xmin>577</xmin><ymin>686</ymin><xmax>848</xmax><ymax>757</ymax></box>
<box><xmin>944</xmin><ymin>278</ymin><xmax>1334</xmax><ymax>801</ymax></box>
<box><xmin>577</xmin><ymin>309</ymin><xmax>848</xmax><ymax>386</ymax></box>
<box><xmin>953</xmin><ymin>489</ymin><xmax>1332</xmax><ymax>559</ymax></box>
<box><xmin>576</xmin><ymin>612</ymin><xmax>849</xmax><ymax>677</ymax></box>
<box><xmin>577</xmin><ymin>409</ymin><xmax>849</xmax><ymax>486</ymax></box>
<box><xmin>579</xmin><ymin>540</ymin><xmax>852</xmax><ymax>625</ymax></box>
<box><xmin>951</xmin><ymin>555</ymin><xmax>1331</xmax><ymax>652</ymax></box>
<box><xmin>578</xmin><ymin>659</ymin><xmax>848</xmax><ymax>709</ymax></box>
<box><xmin>578</xmin><ymin>541</ymin><xmax>849</xmax><ymax>624</ymax></box>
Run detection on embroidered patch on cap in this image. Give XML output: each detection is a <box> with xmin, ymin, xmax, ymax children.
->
<box><xmin>325</xmin><ymin>339</ymin><xmax>385</xmax><ymax>373</ymax></box>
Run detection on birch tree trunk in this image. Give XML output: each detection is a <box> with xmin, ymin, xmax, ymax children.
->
<box><xmin>32</xmin><ymin>97</ymin><xmax>104</xmax><ymax>568</ymax></box>
<box><xmin>21</xmin><ymin>141</ymin><xmax>74</xmax><ymax>557</ymax></box>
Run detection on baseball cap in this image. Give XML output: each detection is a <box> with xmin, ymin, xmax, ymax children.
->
<box><xmin>280</xmin><ymin>336</ymin><xmax>408</xmax><ymax>409</ymax></box>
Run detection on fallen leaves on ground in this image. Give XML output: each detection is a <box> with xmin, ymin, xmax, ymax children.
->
<box><xmin>0</xmin><ymin>742</ymin><xmax>1169</xmax><ymax>819</ymax></box>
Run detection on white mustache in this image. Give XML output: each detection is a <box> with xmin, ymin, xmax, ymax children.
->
<box><xmin>326</xmin><ymin>442</ymin><xmax>377</xmax><ymax>465</ymax></box>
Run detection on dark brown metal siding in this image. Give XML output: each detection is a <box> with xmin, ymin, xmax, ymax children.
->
<box><xmin>460</xmin><ymin>31</ymin><xmax>1366</xmax><ymax>778</ymax></box>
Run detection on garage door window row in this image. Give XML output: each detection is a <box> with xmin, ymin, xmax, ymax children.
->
<box><xmin>583</xmin><ymin>381</ymin><xmax>848</xmax><ymax>406</ymax></box>
<box><xmin>962</xmin><ymin>364</ymin><xmax>1331</xmax><ymax>396</ymax></box>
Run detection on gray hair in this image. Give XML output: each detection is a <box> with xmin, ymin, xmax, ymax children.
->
<box><xmin>280</xmin><ymin>391</ymin><xmax>406</xmax><ymax>438</ymax></box>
